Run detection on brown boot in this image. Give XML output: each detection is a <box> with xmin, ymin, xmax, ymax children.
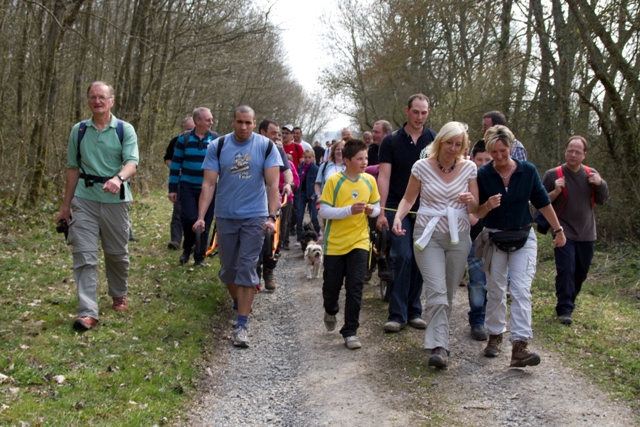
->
<box><xmin>483</xmin><ymin>333</ymin><xmax>503</xmax><ymax>357</ymax></box>
<box><xmin>510</xmin><ymin>340</ymin><xmax>541</xmax><ymax>367</ymax></box>
<box><xmin>264</xmin><ymin>268</ymin><xmax>276</xmax><ymax>291</ymax></box>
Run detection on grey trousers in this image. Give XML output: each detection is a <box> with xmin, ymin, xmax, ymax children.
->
<box><xmin>68</xmin><ymin>197</ymin><xmax>130</xmax><ymax>319</ymax></box>
<box><xmin>413</xmin><ymin>228</ymin><xmax>471</xmax><ymax>351</ymax></box>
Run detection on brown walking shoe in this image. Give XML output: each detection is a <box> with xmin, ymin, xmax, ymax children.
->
<box><xmin>263</xmin><ymin>267</ymin><xmax>276</xmax><ymax>291</ymax></box>
<box><xmin>510</xmin><ymin>340</ymin><xmax>541</xmax><ymax>367</ymax></box>
<box><xmin>428</xmin><ymin>347</ymin><xmax>449</xmax><ymax>368</ymax></box>
<box><xmin>112</xmin><ymin>296</ymin><xmax>127</xmax><ymax>312</ymax></box>
<box><xmin>73</xmin><ymin>316</ymin><xmax>98</xmax><ymax>331</ymax></box>
<box><xmin>483</xmin><ymin>333</ymin><xmax>503</xmax><ymax>357</ymax></box>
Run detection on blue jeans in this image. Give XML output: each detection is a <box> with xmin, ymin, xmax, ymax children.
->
<box><xmin>385</xmin><ymin>210</ymin><xmax>423</xmax><ymax>323</ymax></box>
<box><xmin>467</xmin><ymin>242</ymin><xmax>486</xmax><ymax>327</ymax></box>
<box><xmin>554</xmin><ymin>238</ymin><xmax>594</xmax><ymax>316</ymax></box>
<box><xmin>296</xmin><ymin>193</ymin><xmax>320</xmax><ymax>241</ymax></box>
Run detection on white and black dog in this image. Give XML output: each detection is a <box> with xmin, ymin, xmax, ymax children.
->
<box><xmin>304</xmin><ymin>241</ymin><xmax>323</xmax><ymax>279</ymax></box>
<box><xmin>300</xmin><ymin>222</ymin><xmax>319</xmax><ymax>253</ymax></box>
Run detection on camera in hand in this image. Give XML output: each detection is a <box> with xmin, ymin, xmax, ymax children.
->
<box><xmin>56</xmin><ymin>219</ymin><xmax>69</xmax><ymax>234</ymax></box>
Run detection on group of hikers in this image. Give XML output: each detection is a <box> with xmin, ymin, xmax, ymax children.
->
<box><xmin>56</xmin><ymin>83</ymin><xmax>609</xmax><ymax>366</ymax></box>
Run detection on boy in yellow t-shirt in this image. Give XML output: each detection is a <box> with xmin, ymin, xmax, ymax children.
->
<box><xmin>319</xmin><ymin>139</ymin><xmax>381</xmax><ymax>349</ymax></box>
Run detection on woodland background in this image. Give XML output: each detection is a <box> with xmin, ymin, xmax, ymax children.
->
<box><xmin>0</xmin><ymin>0</ymin><xmax>638</xmax><ymax>240</ymax></box>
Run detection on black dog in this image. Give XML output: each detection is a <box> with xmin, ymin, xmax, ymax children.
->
<box><xmin>300</xmin><ymin>222</ymin><xmax>318</xmax><ymax>252</ymax></box>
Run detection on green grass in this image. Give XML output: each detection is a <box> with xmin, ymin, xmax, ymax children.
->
<box><xmin>532</xmin><ymin>233</ymin><xmax>640</xmax><ymax>406</ymax></box>
<box><xmin>0</xmin><ymin>192</ymin><xmax>226</xmax><ymax>426</ymax></box>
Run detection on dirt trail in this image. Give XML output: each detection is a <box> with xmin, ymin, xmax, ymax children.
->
<box><xmin>183</xmin><ymin>247</ymin><xmax>639</xmax><ymax>426</ymax></box>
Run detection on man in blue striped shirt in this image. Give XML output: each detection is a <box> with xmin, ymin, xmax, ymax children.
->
<box><xmin>168</xmin><ymin>107</ymin><xmax>220</xmax><ymax>266</ymax></box>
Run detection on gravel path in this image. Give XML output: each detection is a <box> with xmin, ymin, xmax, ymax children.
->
<box><xmin>182</xmin><ymin>247</ymin><xmax>639</xmax><ymax>426</ymax></box>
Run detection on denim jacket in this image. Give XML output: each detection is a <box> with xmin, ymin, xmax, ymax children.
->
<box><xmin>298</xmin><ymin>162</ymin><xmax>319</xmax><ymax>197</ymax></box>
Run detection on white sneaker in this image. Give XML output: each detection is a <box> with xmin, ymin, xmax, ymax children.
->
<box><xmin>344</xmin><ymin>336</ymin><xmax>362</xmax><ymax>350</ymax></box>
<box><xmin>295</xmin><ymin>241</ymin><xmax>301</xmax><ymax>247</ymax></box>
<box><xmin>232</xmin><ymin>325</ymin><xmax>249</xmax><ymax>348</ymax></box>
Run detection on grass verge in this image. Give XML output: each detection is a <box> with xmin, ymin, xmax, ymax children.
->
<box><xmin>532</xmin><ymin>233</ymin><xmax>640</xmax><ymax>406</ymax></box>
<box><xmin>0</xmin><ymin>192</ymin><xmax>226</xmax><ymax>426</ymax></box>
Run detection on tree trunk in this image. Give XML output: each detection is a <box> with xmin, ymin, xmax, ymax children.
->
<box><xmin>26</xmin><ymin>0</ymin><xmax>87</xmax><ymax>207</ymax></box>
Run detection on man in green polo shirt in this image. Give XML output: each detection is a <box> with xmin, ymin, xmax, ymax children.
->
<box><xmin>56</xmin><ymin>81</ymin><xmax>139</xmax><ymax>331</ymax></box>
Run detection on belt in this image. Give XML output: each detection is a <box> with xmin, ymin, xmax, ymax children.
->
<box><xmin>80</xmin><ymin>173</ymin><xmax>125</xmax><ymax>200</ymax></box>
<box><xmin>496</xmin><ymin>224</ymin><xmax>531</xmax><ymax>232</ymax></box>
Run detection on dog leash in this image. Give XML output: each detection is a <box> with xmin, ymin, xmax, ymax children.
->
<box><xmin>382</xmin><ymin>207</ymin><xmax>418</xmax><ymax>215</ymax></box>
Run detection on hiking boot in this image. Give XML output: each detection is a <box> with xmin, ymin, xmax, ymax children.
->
<box><xmin>408</xmin><ymin>317</ymin><xmax>427</xmax><ymax>329</ymax></box>
<box><xmin>428</xmin><ymin>347</ymin><xmax>448</xmax><ymax>368</ymax></box>
<box><xmin>483</xmin><ymin>333</ymin><xmax>503</xmax><ymax>357</ymax></box>
<box><xmin>557</xmin><ymin>314</ymin><xmax>573</xmax><ymax>325</ymax></box>
<box><xmin>263</xmin><ymin>268</ymin><xmax>276</xmax><ymax>290</ymax></box>
<box><xmin>229</xmin><ymin>309</ymin><xmax>238</xmax><ymax>326</ymax></box>
<box><xmin>470</xmin><ymin>325</ymin><xmax>488</xmax><ymax>341</ymax></box>
<box><xmin>73</xmin><ymin>316</ymin><xmax>98</xmax><ymax>331</ymax></box>
<box><xmin>167</xmin><ymin>241</ymin><xmax>180</xmax><ymax>250</ymax></box>
<box><xmin>344</xmin><ymin>336</ymin><xmax>362</xmax><ymax>350</ymax></box>
<box><xmin>112</xmin><ymin>296</ymin><xmax>127</xmax><ymax>312</ymax></box>
<box><xmin>510</xmin><ymin>340</ymin><xmax>541</xmax><ymax>367</ymax></box>
<box><xmin>232</xmin><ymin>326</ymin><xmax>249</xmax><ymax>348</ymax></box>
<box><xmin>384</xmin><ymin>321</ymin><xmax>406</xmax><ymax>333</ymax></box>
<box><xmin>179</xmin><ymin>249</ymin><xmax>191</xmax><ymax>265</ymax></box>
<box><xmin>324</xmin><ymin>313</ymin><xmax>337</xmax><ymax>331</ymax></box>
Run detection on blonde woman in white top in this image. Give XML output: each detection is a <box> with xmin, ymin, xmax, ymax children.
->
<box><xmin>392</xmin><ymin>122</ymin><xmax>479</xmax><ymax>368</ymax></box>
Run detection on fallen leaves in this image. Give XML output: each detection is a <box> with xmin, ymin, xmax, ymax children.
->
<box><xmin>0</xmin><ymin>373</ymin><xmax>15</xmax><ymax>384</ymax></box>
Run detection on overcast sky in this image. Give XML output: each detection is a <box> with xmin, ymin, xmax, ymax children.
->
<box><xmin>267</xmin><ymin>0</ymin><xmax>351</xmax><ymax>136</ymax></box>
<box><xmin>268</xmin><ymin>0</ymin><xmax>327</xmax><ymax>91</ymax></box>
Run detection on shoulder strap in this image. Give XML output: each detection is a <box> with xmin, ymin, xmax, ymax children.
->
<box><xmin>116</xmin><ymin>120</ymin><xmax>124</xmax><ymax>144</ymax></box>
<box><xmin>390</xmin><ymin>130</ymin><xmax>399</xmax><ymax>148</ymax></box>
<box><xmin>181</xmin><ymin>130</ymin><xmax>191</xmax><ymax>147</ymax></box>
<box><xmin>583</xmin><ymin>165</ymin><xmax>595</xmax><ymax>208</ymax></box>
<box><xmin>216</xmin><ymin>135</ymin><xmax>225</xmax><ymax>159</ymax></box>
<box><xmin>556</xmin><ymin>166</ymin><xmax>568</xmax><ymax>217</ymax></box>
<box><xmin>77</xmin><ymin>121</ymin><xmax>88</xmax><ymax>169</ymax></box>
<box><xmin>266</xmin><ymin>140</ymin><xmax>273</xmax><ymax>159</ymax></box>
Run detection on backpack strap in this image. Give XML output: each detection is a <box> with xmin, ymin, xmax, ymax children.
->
<box><xmin>556</xmin><ymin>166</ymin><xmax>567</xmax><ymax>216</ymax></box>
<box><xmin>583</xmin><ymin>165</ymin><xmax>595</xmax><ymax>208</ymax></box>
<box><xmin>266</xmin><ymin>140</ymin><xmax>273</xmax><ymax>158</ymax></box>
<box><xmin>216</xmin><ymin>135</ymin><xmax>226</xmax><ymax>160</ymax></box>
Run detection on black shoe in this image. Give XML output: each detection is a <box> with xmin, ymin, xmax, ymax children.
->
<box><xmin>194</xmin><ymin>260</ymin><xmax>207</xmax><ymax>267</ymax></box>
<box><xmin>557</xmin><ymin>314</ymin><xmax>573</xmax><ymax>325</ymax></box>
<box><xmin>180</xmin><ymin>250</ymin><xmax>191</xmax><ymax>265</ymax></box>
<box><xmin>167</xmin><ymin>241</ymin><xmax>180</xmax><ymax>250</ymax></box>
<box><xmin>470</xmin><ymin>325</ymin><xmax>488</xmax><ymax>341</ymax></box>
<box><xmin>129</xmin><ymin>237</ymin><xmax>139</xmax><ymax>242</ymax></box>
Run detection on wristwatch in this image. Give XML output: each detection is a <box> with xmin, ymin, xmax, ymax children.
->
<box><xmin>117</xmin><ymin>174</ymin><xmax>125</xmax><ymax>182</ymax></box>
<box><xmin>268</xmin><ymin>214</ymin><xmax>277</xmax><ymax>221</ymax></box>
<box><xmin>553</xmin><ymin>226</ymin><xmax>564</xmax><ymax>234</ymax></box>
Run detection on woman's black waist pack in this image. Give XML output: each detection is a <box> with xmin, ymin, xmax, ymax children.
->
<box><xmin>489</xmin><ymin>225</ymin><xmax>531</xmax><ymax>252</ymax></box>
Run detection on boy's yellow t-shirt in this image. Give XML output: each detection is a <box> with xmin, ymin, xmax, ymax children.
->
<box><xmin>320</xmin><ymin>172</ymin><xmax>380</xmax><ymax>256</ymax></box>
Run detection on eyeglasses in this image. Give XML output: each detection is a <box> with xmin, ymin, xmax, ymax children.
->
<box><xmin>87</xmin><ymin>95</ymin><xmax>113</xmax><ymax>102</ymax></box>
